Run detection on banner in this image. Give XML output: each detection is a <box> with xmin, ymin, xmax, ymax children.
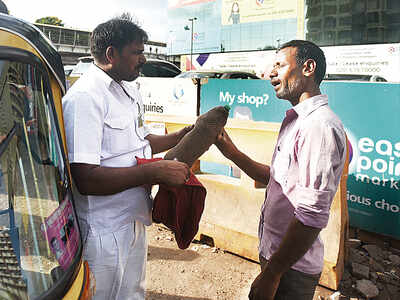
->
<box><xmin>200</xmin><ymin>78</ymin><xmax>290</xmax><ymax>121</ymax></box>
<box><xmin>183</xmin><ymin>43</ymin><xmax>400</xmax><ymax>82</ymax></box>
<box><xmin>324</xmin><ymin>82</ymin><xmax>400</xmax><ymax>238</ymax></box>
<box><xmin>323</xmin><ymin>43</ymin><xmax>400</xmax><ymax>83</ymax></box>
<box><xmin>136</xmin><ymin>78</ymin><xmax>197</xmax><ymax>117</ymax></box>
<box><xmin>200</xmin><ymin>79</ymin><xmax>400</xmax><ymax>238</ymax></box>
<box><xmin>182</xmin><ymin>51</ymin><xmax>276</xmax><ymax>78</ymax></box>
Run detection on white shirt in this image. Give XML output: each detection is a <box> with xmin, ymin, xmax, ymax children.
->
<box><xmin>62</xmin><ymin>64</ymin><xmax>153</xmax><ymax>234</ymax></box>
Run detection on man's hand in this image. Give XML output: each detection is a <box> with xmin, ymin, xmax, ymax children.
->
<box><xmin>248</xmin><ymin>268</ymin><xmax>281</xmax><ymax>300</ymax></box>
<box><xmin>215</xmin><ymin>129</ymin><xmax>237</xmax><ymax>160</ymax></box>
<box><xmin>153</xmin><ymin>160</ymin><xmax>191</xmax><ymax>186</ymax></box>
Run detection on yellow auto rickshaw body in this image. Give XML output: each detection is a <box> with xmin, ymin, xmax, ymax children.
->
<box><xmin>0</xmin><ymin>13</ymin><xmax>93</xmax><ymax>300</ymax></box>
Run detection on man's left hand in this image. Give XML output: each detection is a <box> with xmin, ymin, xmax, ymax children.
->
<box><xmin>248</xmin><ymin>269</ymin><xmax>281</xmax><ymax>300</ymax></box>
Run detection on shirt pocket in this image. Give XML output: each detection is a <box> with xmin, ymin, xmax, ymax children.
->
<box><xmin>103</xmin><ymin>116</ymin><xmax>133</xmax><ymax>154</ymax></box>
<box><xmin>272</xmin><ymin>153</ymin><xmax>291</xmax><ymax>186</ymax></box>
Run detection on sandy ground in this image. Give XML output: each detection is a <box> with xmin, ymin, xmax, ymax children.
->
<box><xmin>145</xmin><ymin>224</ymin><xmax>335</xmax><ymax>300</ymax></box>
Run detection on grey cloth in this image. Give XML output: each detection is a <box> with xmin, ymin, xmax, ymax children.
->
<box><xmin>259</xmin><ymin>255</ymin><xmax>321</xmax><ymax>300</ymax></box>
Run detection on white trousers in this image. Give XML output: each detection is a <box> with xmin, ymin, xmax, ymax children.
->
<box><xmin>82</xmin><ymin>220</ymin><xmax>147</xmax><ymax>300</ymax></box>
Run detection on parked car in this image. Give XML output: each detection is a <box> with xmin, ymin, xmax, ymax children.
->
<box><xmin>175</xmin><ymin>70</ymin><xmax>260</xmax><ymax>79</ymax></box>
<box><xmin>140</xmin><ymin>58</ymin><xmax>181</xmax><ymax>77</ymax></box>
<box><xmin>64</xmin><ymin>65</ymin><xmax>75</xmax><ymax>76</ymax></box>
<box><xmin>67</xmin><ymin>56</ymin><xmax>181</xmax><ymax>87</ymax></box>
<box><xmin>324</xmin><ymin>74</ymin><xmax>387</xmax><ymax>82</ymax></box>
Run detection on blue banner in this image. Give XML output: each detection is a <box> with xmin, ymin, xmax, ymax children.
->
<box><xmin>200</xmin><ymin>79</ymin><xmax>400</xmax><ymax>239</ymax></box>
<box><xmin>200</xmin><ymin>79</ymin><xmax>291</xmax><ymax>121</ymax></box>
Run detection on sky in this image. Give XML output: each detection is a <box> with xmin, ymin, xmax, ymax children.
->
<box><xmin>6</xmin><ymin>0</ymin><xmax>169</xmax><ymax>42</ymax></box>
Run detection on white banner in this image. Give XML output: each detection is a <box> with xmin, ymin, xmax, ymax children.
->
<box><xmin>323</xmin><ymin>43</ymin><xmax>400</xmax><ymax>83</ymax></box>
<box><xmin>135</xmin><ymin>77</ymin><xmax>198</xmax><ymax>117</ymax></box>
<box><xmin>182</xmin><ymin>43</ymin><xmax>400</xmax><ymax>82</ymax></box>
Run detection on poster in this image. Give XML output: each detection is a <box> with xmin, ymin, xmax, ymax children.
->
<box><xmin>41</xmin><ymin>196</ymin><xmax>79</xmax><ymax>270</ymax></box>
<box><xmin>221</xmin><ymin>0</ymin><xmax>298</xmax><ymax>25</ymax></box>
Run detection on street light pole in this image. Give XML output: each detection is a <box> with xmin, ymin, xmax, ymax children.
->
<box><xmin>169</xmin><ymin>30</ymin><xmax>173</xmax><ymax>56</ymax></box>
<box><xmin>188</xmin><ymin>17</ymin><xmax>197</xmax><ymax>71</ymax></box>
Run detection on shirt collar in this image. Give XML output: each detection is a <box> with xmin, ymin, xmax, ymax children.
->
<box><xmin>89</xmin><ymin>63</ymin><xmax>116</xmax><ymax>88</ymax></box>
<box><xmin>292</xmin><ymin>94</ymin><xmax>328</xmax><ymax>119</ymax></box>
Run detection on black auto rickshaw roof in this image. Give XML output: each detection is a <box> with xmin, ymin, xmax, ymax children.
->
<box><xmin>0</xmin><ymin>13</ymin><xmax>66</xmax><ymax>93</ymax></box>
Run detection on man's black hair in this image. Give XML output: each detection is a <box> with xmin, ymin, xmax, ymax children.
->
<box><xmin>278</xmin><ymin>40</ymin><xmax>326</xmax><ymax>85</ymax></box>
<box><xmin>0</xmin><ymin>0</ymin><xmax>8</xmax><ymax>14</ymax></box>
<box><xmin>90</xmin><ymin>13</ymin><xmax>148</xmax><ymax>63</ymax></box>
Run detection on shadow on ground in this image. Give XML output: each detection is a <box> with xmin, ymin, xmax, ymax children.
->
<box><xmin>148</xmin><ymin>245</ymin><xmax>200</xmax><ymax>262</ymax></box>
<box><xmin>146</xmin><ymin>291</ymin><xmax>210</xmax><ymax>300</ymax></box>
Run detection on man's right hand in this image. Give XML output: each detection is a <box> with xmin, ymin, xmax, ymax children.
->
<box><xmin>153</xmin><ymin>160</ymin><xmax>190</xmax><ymax>186</ymax></box>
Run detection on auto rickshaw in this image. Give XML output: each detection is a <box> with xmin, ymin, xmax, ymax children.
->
<box><xmin>0</xmin><ymin>13</ymin><xmax>94</xmax><ymax>299</ymax></box>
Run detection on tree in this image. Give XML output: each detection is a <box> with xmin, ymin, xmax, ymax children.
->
<box><xmin>35</xmin><ymin>16</ymin><xmax>64</xmax><ymax>27</ymax></box>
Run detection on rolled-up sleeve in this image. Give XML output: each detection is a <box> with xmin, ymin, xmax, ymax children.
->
<box><xmin>62</xmin><ymin>92</ymin><xmax>104</xmax><ymax>165</ymax></box>
<box><xmin>292</xmin><ymin>123</ymin><xmax>345</xmax><ymax>228</ymax></box>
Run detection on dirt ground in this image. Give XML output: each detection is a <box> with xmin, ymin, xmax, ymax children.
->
<box><xmin>145</xmin><ymin>224</ymin><xmax>335</xmax><ymax>300</ymax></box>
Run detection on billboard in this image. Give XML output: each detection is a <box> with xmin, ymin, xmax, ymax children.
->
<box><xmin>168</xmin><ymin>0</ymin><xmax>302</xmax><ymax>54</ymax></box>
<box><xmin>180</xmin><ymin>50</ymin><xmax>276</xmax><ymax>76</ymax></box>
<box><xmin>323</xmin><ymin>43</ymin><xmax>400</xmax><ymax>83</ymax></box>
<box><xmin>221</xmin><ymin>0</ymin><xmax>298</xmax><ymax>25</ymax></box>
<box><xmin>181</xmin><ymin>43</ymin><xmax>400</xmax><ymax>82</ymax></box>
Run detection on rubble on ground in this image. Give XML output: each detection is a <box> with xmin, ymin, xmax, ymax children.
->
<box><xmin>323</xmin><ymin>240</ymin><xmax>400</xmax><ymax>300</ymax></box>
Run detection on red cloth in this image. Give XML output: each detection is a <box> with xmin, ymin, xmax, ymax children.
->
<box><xmin>136</xmin><ymin>157</ymin><xmax>206</xmax><ymax>249</ymax></box>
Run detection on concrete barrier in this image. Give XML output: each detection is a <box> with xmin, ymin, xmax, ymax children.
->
<box><xmin>145</xmin><ymin>113</ymin><xmax>349</xmax><ymax>290</ymax></box>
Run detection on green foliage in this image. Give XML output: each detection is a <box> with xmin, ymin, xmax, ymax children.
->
<box><xmin>35</xmin><ymin>16</ymin><xmax>64</xmax><ymax>27</ymax></box>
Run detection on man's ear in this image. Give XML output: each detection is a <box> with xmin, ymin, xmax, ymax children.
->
<box><xmin>303</xmin><ymin>59</ymin><xmax>316</xmax><ymax>78</ymax></box>
<box><xmin>105</xmin><ymin>46</ymin><xmax>117</xmax><ymax>64</ymax></box>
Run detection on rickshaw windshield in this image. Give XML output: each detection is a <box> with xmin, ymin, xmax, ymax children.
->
<box><xmin>0</xmin><ymin>59</ymin><xmax>81</xmax><ymax>299</ymax></box>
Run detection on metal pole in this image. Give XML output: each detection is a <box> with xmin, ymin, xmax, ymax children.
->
<box><xmin>188</xmin><ymin>17</ymin><xmax>197</xmax><ymax>71</ymax></box>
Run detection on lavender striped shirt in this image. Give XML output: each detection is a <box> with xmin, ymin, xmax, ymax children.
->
<box><xmin>258</xmin><ymin>94</ymin><xmax>347</xmax><ymax>274</ymax></box>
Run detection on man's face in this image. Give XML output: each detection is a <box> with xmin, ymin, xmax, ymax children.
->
<box><xmin>269</xmin><ymin>47</ymin><xmax>304</xmax><ymax>102</ymax></box>
<box><xmin>113</xmin><ymin>41</ymin><xmax>146</xmax><ymax>82</ymax></box>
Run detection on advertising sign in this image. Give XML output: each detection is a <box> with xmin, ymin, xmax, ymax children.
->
<box><xmin>200</xmin><ymin>79</ymin><xmax>290</xmax><ymax>121</ymax></box>
<box><xmin>182</xmin><ymin>51</ymin><xmax>276</xmax><ymax>77</ymax></box>
<box><xmin>136</xmin><ymin>78</ymin><xmax>197</xmax><ymax>117</ymax></box>
<box><xmin>41</xmin><ymin>197</ymin><xmax>79</xmax><ymax>270</ymax></box>
<box><xmin>323</xmin><ymin>43</ymin><xmax>400</xmax><ymax>83</ymax></box>
<box><xmin>168</xmin><ymin>0</ymin><xmax>221</xmax><ymax>55</ymax></box>
<box><xmin>324</xmin><ymin>82</ymin><xmax>400</xmax><ymax>239</ymax></box>
<box><xmin>200</xmin><ymin>79</ymin><xmax>400</xmax><ymax>239</ymax></box>
<box><xmin>221</xmin><ymin>0</ymin><xmax>298</xmax><ymax>25</ymax></box>
<box><xmin>183</xmin><ymin>43</ymin><xmax>400</xmax><ymax>82</ymax></box>
<box><xmin>168</xmin><ymin>0</ymin><xmax>300</xmax><ymax>54</ymax></box>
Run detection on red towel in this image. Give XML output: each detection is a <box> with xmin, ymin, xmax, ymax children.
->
<box><xmin>136</xmin><ymin>157</ymin><xmax>206</xmax><ymax>249</ymax></box>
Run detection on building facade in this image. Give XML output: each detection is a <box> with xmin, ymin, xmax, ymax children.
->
<box><xmin>306</xmin><ymin>0</ymin><xmax>400</xmax><ymax>46</ymax></box>
<box><xmin>168</xmin><ymin>0</ymin><xmax>400</xmax><ymax>55</ymax></box>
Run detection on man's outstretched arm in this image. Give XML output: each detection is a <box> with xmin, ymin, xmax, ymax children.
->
<box><xmin>215</xmin><ymin>129</ymin><xmax>270</xmax><ymax>185</ymax></box>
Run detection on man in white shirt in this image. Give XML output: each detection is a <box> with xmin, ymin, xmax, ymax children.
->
<box><xmin>62</xmin><ymin>14</ymin><xmax>192</xmax><ymax>300</ymax></box>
